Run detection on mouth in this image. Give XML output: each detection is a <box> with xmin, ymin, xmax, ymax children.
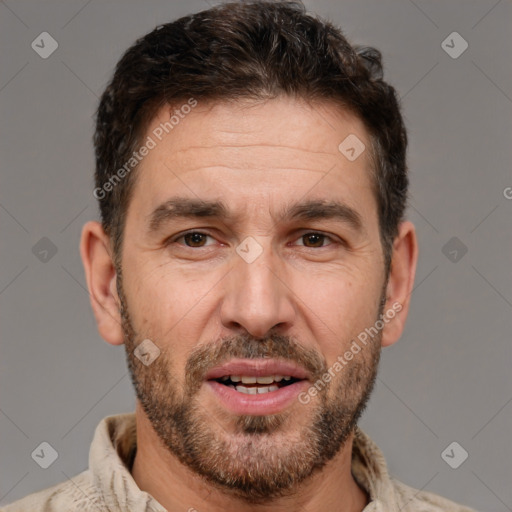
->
<box><xmin>204</xmin><ymin>359</ymin><xmax>310</xmax><ymax>415</ymax></box>
<box><xmin>213</xmin><ymin>374</ymin><xmax>300</xmax><ymax>394</ymax></box>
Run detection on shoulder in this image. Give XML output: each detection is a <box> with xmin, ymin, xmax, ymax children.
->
<box><xmin>390</xmin><ymin>477</ymin><xmax>478</xmax><ymax>512</ymax></box>
<box><xmin>0</xmin><ymin>470</ymin><xmax>109</xmax><ymax>512</ymax></box>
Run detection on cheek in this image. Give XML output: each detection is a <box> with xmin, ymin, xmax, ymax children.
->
<box><xmin>294</xmin><ymin>271</ymin><xmax>382</xmax><ymax>358</ymax></box>
<box><xmin>296</xmin><ymin>264</ymin><xmax>377</xmax><ymax>315</ymax></box>
<box><xmin>124</xmin><ymin>259</ymin><xmax>219</xmax><ymax>344</ymax></box>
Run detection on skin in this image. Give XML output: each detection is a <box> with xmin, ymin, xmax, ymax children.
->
<box><xmin>81</xmin><ymin>96</ymin><xmax>418</xmax><ymax>512</ymax></box>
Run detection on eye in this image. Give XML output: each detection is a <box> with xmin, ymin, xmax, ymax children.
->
<box><xmin>294</xmin><ymin>232</ymin><xmax>334</xmax><ymax>248</ymax></box>
<box><xmin>173</xmin><ymin>231</ymin><xmax>216</xmax><ymax>248</ymax></box>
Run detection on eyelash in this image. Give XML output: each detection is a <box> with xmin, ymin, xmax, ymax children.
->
<box><xmin>167</xmin><ymin>230</ymin><xmax>340</xmax><ymax>249</ymax></box>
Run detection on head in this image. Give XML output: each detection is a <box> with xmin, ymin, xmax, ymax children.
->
<box><xmin>81</xmin><ymin>0</ymin><xmax>417</xmax><ymax>503</ymax></box>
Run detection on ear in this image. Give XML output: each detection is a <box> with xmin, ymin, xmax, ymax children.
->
<box><xmin>80</xmin><ymin>221</ymin><xmax>124</xmax><ymax>346</ymax></box>
<box><xmin>381</xmin><ymin>220</ymin><xmax>418</xmax><ymax>348</ymax></box>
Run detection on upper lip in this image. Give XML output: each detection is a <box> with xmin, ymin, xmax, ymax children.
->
<box><xmin>205</xmin><ymin>359</ymin><xmax>310</xmax><ymax>381</ymax></box>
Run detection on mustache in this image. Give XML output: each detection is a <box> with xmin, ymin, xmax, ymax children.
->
<box><xmin>184</xmin><ymin>333</ymin><xmax>328</xmax><ymax>393</ymax></box>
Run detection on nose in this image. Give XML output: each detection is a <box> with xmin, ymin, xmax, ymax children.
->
<box><xmin>219</xmin><ymin>243</ymin><xmax>296</xmax><ymax>338</ymax></box>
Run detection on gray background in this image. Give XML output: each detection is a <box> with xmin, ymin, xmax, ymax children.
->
<box><xmin>1</xmin><ymin>1</ymin><xmax>511</xmax><ymax>510</ymax></box>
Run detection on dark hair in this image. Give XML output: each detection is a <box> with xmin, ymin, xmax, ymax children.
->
<box><xmin>94</xmin><ymin>0</ymin><xmax>408</xmax><ymax>271</ymax></box>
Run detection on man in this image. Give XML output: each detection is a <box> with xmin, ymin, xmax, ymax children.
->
<box><xmin>3</xmin><ymin>1</ymin><xmax>477</xmax><ymax>511</ymax></box>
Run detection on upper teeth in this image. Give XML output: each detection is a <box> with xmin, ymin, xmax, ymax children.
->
<box><xmin>221</xmin><ymin>375</ymin><xmax>292</xmax><ymax>384</ymax></box>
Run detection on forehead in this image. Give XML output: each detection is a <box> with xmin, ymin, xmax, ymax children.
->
<box><xmin>130</xmin><ymin>96</ymin><xmax>377</xmax><ymax>226</ymax></box>
<box><xmin>144</xmin><ymin>97</ymin><xmax>371</xmax><ymax>166</ymax></box>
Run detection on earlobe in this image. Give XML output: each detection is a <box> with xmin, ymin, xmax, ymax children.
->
<box><xmin>80</xmin><ymin>221</ymin><xmax>125</xmax><ymax>346</ymax></box>
<box><xmin>381</xmin><ymin>220</ymin><xmax>418</xmax><ymax>348</ymax></box>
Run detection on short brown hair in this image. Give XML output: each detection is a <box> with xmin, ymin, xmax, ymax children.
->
<box><xmin>94</xmin><ymin>0</ymin><xmax>408</xmax><ymax>271</ymax></box>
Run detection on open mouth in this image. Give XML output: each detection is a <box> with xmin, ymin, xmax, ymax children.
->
<box><xmin>213</xmin><ymin>375</ymin><xmax>302</xmax><ymax>395</ymax></box>
<box><xmin>205</xmin><ymin>359</ymin><xmax>310</xmax><ymax>414</ymax></box>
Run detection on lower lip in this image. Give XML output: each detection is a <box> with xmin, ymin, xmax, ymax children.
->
<box><xmin>206</xmin><ymin>380</ymin><xmax>309</xmax><ymax>415</ymax></box>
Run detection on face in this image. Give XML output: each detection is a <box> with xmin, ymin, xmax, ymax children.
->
<box><xmin>117</xmin><ymin>97</ymin><xmax>388</xmax><ymax>501</ymax></box>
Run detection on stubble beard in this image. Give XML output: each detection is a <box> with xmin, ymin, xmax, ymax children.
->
<box><xmin>117</xmin><ymin>271</ymin><xmax>383</xmax><ymax>503</ymax></box>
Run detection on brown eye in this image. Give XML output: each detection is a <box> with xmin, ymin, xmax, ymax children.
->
<box><xmin>182</xmin><ymin>232</ymin><xmax>209</xmax><ymax>247</ymax></box>
<box><xmin>301</xmin><ymin>233</ymin><xmax>327</xmax><ymax>248</ymax></box>
<box><xmin>183</xmin><ymin>233</ymin><xmax>207</xmax><ymax>247</ymax></box>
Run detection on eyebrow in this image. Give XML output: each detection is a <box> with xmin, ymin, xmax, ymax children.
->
<box><xmin>147</xmin><ymin>197</ymin><xmax>364</xmax><ymax>234</ymax></box>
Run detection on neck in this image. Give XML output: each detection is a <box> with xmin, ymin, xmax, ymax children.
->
<box><xmin>131</xmin><ymin>403</ymin><xmax>369</xmax><ymax>512</ymax></box>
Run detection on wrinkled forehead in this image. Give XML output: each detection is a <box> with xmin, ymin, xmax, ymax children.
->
<box><xmin>144</xmin><ymin>97</ymin><xmax>372</xmax><ymax>169</ymax></box>
<box><xmin>128</xmin><ymin>96</ymin><xmax>378</xmax><ymax>231</ymax></box>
